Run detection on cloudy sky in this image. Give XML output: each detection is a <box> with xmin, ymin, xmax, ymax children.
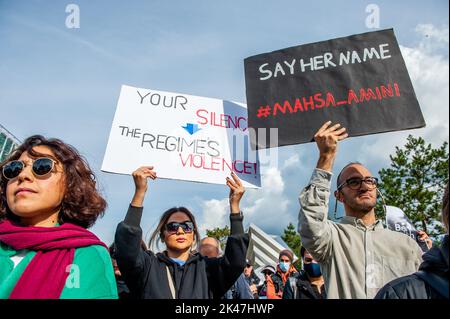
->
<box><xmin>0</xmin><ymin>0</ymin><xmax>448</xmax><ymax>246</ymax></box>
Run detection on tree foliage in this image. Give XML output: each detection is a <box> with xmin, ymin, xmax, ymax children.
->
<box><xmin>377</xmin><ymin>135</ymin><xmax>448</xmax><ymax>238</ymax></box>
<box><xmin>281</xmin><ymin>222</ymin><xmax>302</xmax><ymax>257</ymax></box>
<box><xmin>205</xmin><ymin>226</ymin><xmax>230</xmax><ymax>249</ymax></box>
<box><xmin>281</xmin><ymin>222</ymin><xmax>303</xmax><ymax>270</ymax></box>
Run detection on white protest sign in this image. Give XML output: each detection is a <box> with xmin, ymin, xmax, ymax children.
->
<box><xmin>385</xmin><ymin>205</ymin><xmax>429</xmax><ymax>252</ymax></box>
<box><xmin>102</xmin><ymin>85</ymin><xmax>261</xmax><ymax>188</ymax></box>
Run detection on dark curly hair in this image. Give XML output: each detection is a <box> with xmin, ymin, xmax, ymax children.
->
<box><xmin>0</xmin><ymin>135</ymin><xmax>106</xmax><ymax>228</ymax></box>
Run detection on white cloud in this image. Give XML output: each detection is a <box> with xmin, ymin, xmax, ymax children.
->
<box><xmin>198</xmin><ymin>163</ymin><xmax>292</xmax><ymax>236</ymax></box>
<box><xmin>243</xmin><ymin>167</ymin><xmax>289</xmax><ymax>223</ymax></box>
<box><xmin>282</xmin><ymin>154</ymin><xmax>300</xmax><ymax>170</ymax></box>
<box><xmin>415</xmin><ymin>24</ymin><xmax>449</xmax><ymax>47</ymax></box>
<box><xmin>197</xmin><ymin>24</ymin><xmax>449</xmax><ymax>238</ymax></box>
<box><xmin>198</xmin><ymin>198</ymin><xmax>229</xmax><ymax>236</ymax></box>
<box><xmin>7</xmin><ymin>14</ymin><xmax>130</xmax><ymax>66</ymax></box>
<box><xmin>357</xmin><ymin>24</ymin><xmax>449</xmax><ymax>168</ymax></box>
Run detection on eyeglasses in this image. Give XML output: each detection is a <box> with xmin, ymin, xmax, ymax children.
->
<box><xmin>165</xmin><ymin>221</ymin><xmax>195</xmax><ymax>234</ymax></box>
<box><xmin>337</xmin><ymin>177</ymin><xmax>378</xmax><ymax>191</ymax></box>
<box><xmin>2</xmin><ymin>158</ymin><xmax>57</xmax><ymax>180</ymax></box>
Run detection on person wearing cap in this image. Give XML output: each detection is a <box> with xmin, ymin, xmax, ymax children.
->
<box><xmin>261</xmin><ymin>265</ymin><xmax>276</xmax><ymax>274</ymax></box>
<box><xmin>266</xmin><ymin>249</ymin><xmax>298</xmax><ymax>299</ymax></box>
<box><xmin>283</xmin><ymin>246</ymin><xmax>326</xmax><ymax>299</ymax></box>
<box><xmin>243</xmin><ymin>259</ymin><xmax>260</xmax><ymax>298</ymax></box>
<box><xmin>257</xmin><ymin>265</ymin><xmax>276</xmax><ymax>299</ymax></box>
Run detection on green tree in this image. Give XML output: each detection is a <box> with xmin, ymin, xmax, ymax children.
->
<box><xmin>281</xmin><ymin>223</ymin><xmax>303</xmax><ymax>270</ymax></box>
<box><xmin>281</xmin><ymin>223</ymin><xmax>302</xmax><ymax>257</ymax></box>
<box><xmin>377</xmin><ymin>135</ymin><xmax>449</xmax><ymax>238</ymax></box>
<box><xmin>205</xmin><ymin>226</ymin><xmax>230</xmax><ymax>249</ymax></box>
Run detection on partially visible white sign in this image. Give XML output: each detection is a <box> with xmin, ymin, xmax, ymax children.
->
<box><xmin>385</xmin><ymin>205</ymin><xmax>428</xmax><ymax>252</ymax></box>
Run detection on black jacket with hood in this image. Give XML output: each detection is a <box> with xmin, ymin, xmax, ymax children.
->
<box><xmin>375</xmin><ymin>235</ymin><xmax>449</xmax><ymax>299</ymax></box>
<box><xmin>115</xmin><ymin>205</ymin><xmax>249</xmax><ymax>299</ymax></box>
<box><xmin>283</xmin><ymin>270</ymin><xmax>327</xmax><ymax>299</ymax></box>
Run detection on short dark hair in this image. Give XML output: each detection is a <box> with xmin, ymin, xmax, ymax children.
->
<box><xmin>0</xmin><ymin>135</ymin><xmax>106</xmax><ymax>228</ymax></box>
<box><xmin>336</xmin><ymin>162</ymin><xmax>364</xmax><ymax>188</ymax></box>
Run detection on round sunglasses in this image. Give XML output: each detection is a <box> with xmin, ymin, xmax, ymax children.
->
<box><xmin>2</xmin><ymin>157</ymin><xmax>57</xmax><ymax>180</ymax></box>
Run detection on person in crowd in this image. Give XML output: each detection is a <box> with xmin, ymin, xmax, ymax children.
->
<box><xmin>298</xmin><ymin>121</ymin><xmax>424</xmax><ymax>299</ymax></box>
<box><xmin>283</xmin><ymin>246</ymin><xmax>326</xmax><ymax>299</ymax></box>
<box><xmin>0</xmin><ymin>135</ymin><xmax>118</xmax><ymax>299</ymax></box>
<box><xmin>109</xmin><ymin>241</ymin><xmax>147</xmax><ymax>299</ymax></box>
<box><xmin>258</xmin><ymin>265</ymin><xmax>276</xmax><ymax>299</ymax></box>
<box><xmin>114</xmin><ymin>168</ymin><xmax>249</xmax><ymax>299</ymax></box>
<box><xmin>109</xmin><ymin>243</ymin><xmax>131</xmax><ymax>299</ymax></box>
<box><xmin>243</xmin><ymin>259</ymin><xmax>260</xmax><ymax>298</ymax></box>
<box><xmin>375</xmin><ymin>183</ymin><xmax>449</xmax><ymax>299</ymax></box>
<box><xmin>266</xmin><ymin>249</ymin><xmax>298</xmax><ymax>299</ymax></box>
<box><xmin>199</xmin><ymin>236</ymin><xmax>253</xmax><ymax>299</ymax></box>
<box><xmin>198</xmin><ymin>236</ymin><xmax>222</xmax><ymax>258</ymax></box>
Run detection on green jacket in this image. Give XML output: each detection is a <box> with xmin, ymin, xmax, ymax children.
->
<box><xmin>0</xmin><ymin>241</ymin><xmax>118</xmax><ymax>299</ymax></box>
<box><xmin>298</xmin><ymin>168</ymin><xmax>423</xmax><ymax>299</ymax></box>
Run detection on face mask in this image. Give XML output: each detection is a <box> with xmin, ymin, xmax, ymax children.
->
<box><xmin>304</xmin><ymin>263</ymin><xmax>322</xmax><ymax>277</ymax></box>
<box><xmin>279</xmin><ymin>261</ymin><xmax>290</xmax><ymax>272</ymax></box>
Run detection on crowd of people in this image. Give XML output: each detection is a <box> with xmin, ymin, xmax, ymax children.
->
<box><xmin>0</xmin><ymin>122</ymin><xmax>448</xmax><ymax>299</ymax></box>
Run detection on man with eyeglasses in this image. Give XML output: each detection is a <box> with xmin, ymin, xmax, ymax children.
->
<box><xmin>297</xmin><ymin>121</ymin><xmax>423</xmax><ymax>299</ymax></box>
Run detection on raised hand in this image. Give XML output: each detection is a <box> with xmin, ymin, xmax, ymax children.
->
<box><xmin>417</xmin><ymin>230</ymin><xmax>433</xmax><ymax>249</ymax></box>
<box><xmin>226</xmin><ymin>172</ymin><xmax>245</xmax><ymax>214</ymax></box>
<box><xmin>131</xmin><ymin>166</ymin><xmax>157</xmax><ymax>207</ymax></box>
<box><xmin>314</xmin><ymin>121</ymin><xmax>348</xmax><ymax>172</ymax></box>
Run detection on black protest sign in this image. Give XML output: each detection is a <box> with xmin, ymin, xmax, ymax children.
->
<box><xmin>244</xmin><ymin>29</ymin><xmax>426</xmax><ymax>149</ymax></box>
<box><xmin>385</xmin><ymin>205</ymin><xmax>429</xmax><ymax>252</ymax></box>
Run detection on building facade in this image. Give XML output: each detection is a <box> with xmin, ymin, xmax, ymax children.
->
<box><xmin>0</xmin><ymin>124</ymin><xmax>20</xmax><ymax>162</ymax></box>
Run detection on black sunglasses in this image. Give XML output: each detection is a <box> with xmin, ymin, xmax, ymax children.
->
<box><xmin>337</xmin><ymin>177</ymin><xmax>378</xmax><ymax>191</ymax></box>
<box><xmin>2</xmin><ymin>158</ymin><xmax>57</xmax><ymax>180</ymax></box>
<box><xmin>165</xmin><ymin>221</ymin><xmax>195</xmax><ymax>234</ymax></box>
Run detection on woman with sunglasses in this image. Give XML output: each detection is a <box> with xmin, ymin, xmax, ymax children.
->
<box><xmin>114</xmin><ymin>166</ymin><xmax>249</xmax><ymax>299</ymax></box>
<box><xmin>0</xmin><ymin>135</ymin><xmax>118</xmax><ymax>299</ymax></box>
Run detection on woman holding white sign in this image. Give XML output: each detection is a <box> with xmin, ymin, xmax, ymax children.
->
<box><xmin>114</xmin><ymin>167</ymin><xmax>249</xmax><ymax>299</ymax></box>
